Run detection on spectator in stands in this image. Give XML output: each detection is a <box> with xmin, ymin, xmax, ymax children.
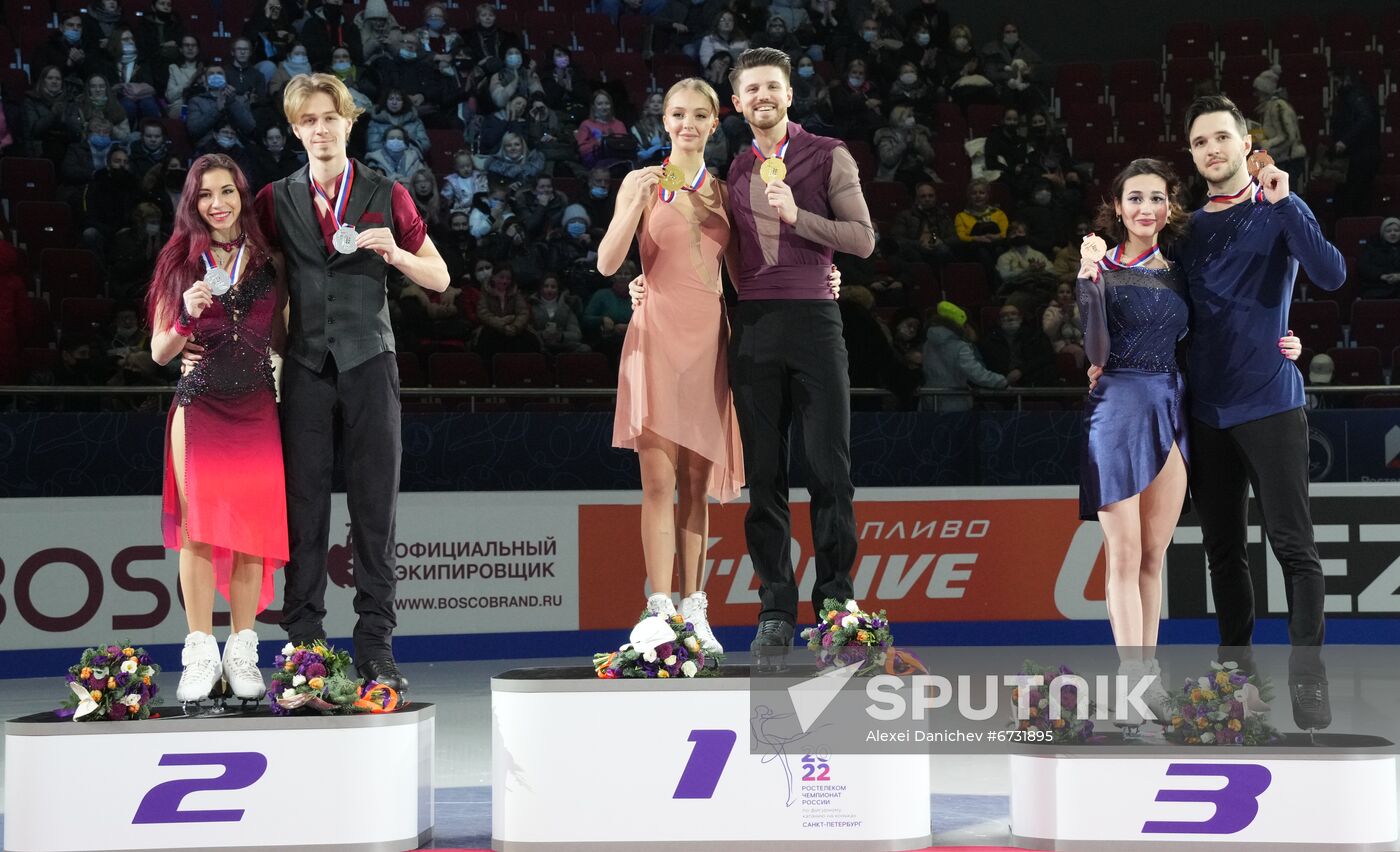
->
<box><xmin>886</xmin><ymin>308</ymin><xmax>924</xmax><ymax>409</ymax></box>
<box><xmin>468</xmin><ymin>185</ymin><xmax>512</xmax><ymax>237</ymax></box>
<box><xmin>581</xmin><ymin>167</ymin><xmax>616</xmax><ymax>224</ymax></box>
<box><xmin>651</xmin><ymin>0</ymin><xmax>719</xmax><ymax>57</ymax></box>
<box><xmin>366</xmin><ymin>126</ymin><xmax>426</xmax><ymax>184</ymax></box>
<box><xmin>984</xmin><ymin>106</ymin><xmax>1033</xmax><ymax>195</ymax></box>
<box><xmin>489</xmin><ymin>47</ymin><xmax>543</xmax><ymax>111</ymax></box>
<box><xmin>1021</xmin><ymin>178</ymin><xmax>1071</xmax><ymax>254</ymax></box>
<box><xmin>872</xmin><ymin>104</ymin><xmax>937</xmax><ymax>184</ymax></box>
<box><xmin>829</xmin><ymin>58</ymin><xmax>882</xmax><ymax>140</ymax></box>
<box><xmin>328</xmin><ymin>46</ymin><xmax>376</xmax><ymax>105</ymax></box>
<box><xmin>602</xmin><ymin>0</ymin><xmax>669</xmax><ymax>26</ymax></box>
<box><xmin>789</xmin><ymin>55</ymin><xmax>834</xmax><ymax>132</ymax></box>
<box><xmin>80</xmin><ymin>144</ymin><xmax>140</xmax><ymax>254</ymax></box>
<box><xmin>753</xmin><ymin>16</ymin><xmax>804</xmax><ymax>63</ymax></box>
<box><xmin>461</xmin><ymin>3</ymin><xmax>520</xmax><ymax>76</ymax></box>
<box><xmin>34</xmin><ymin>12</ymin><xmax>101</xmax><ymax>87</ymax></box>
<box><xmin>398</xmin><ymin>273</ymin><xmax>470</xmax><ymax>350</ymax></box>
<box><xmin>954</xmin><ymin>178</ymin><xmax>1008</xmax><ymax>266</ymax></box>
<box><xmin>921</xmin><ymin>300</ymin><xmax>1007</xmax><ymax>411</ymax></box>
<box><xmin>894</xmin><ymin>21</ymin><xmax>940</xmax><ymax>91</ymax></box>
<box><xmin>146</xmin><ymin>154</ymin><xmax>187</xmax><ymax>223</ymax></box>
<box><xmin>1052</xmin><ymin>217</ymin><xmax>1093</xmax><ymax>284</ymax></box>
<box><xmin>129</xmin><ymin>118</ymin><xmax>170</xmax><ymax>175</ymax></box>
<box><xmin>1358</xmin><ymin>217</ymin><xmax>1400</xmax><ymax>300</ymax></box>
<box><xmin>301</xmin><ymin>0</ymin><xmax>364</xmax><ymax>69</ymax></box>
<box><xmin>486</xmin><ymin>130</ymin><xmax>545</xmax><ymax>189</ymax></box>
<box><xmin>61</xmin><ymin>114</ymin><xmax>118</xmax><ymax>187</ymax></box>
<box><xmin>407</xmin><ymin>167</ymin><xmax>448</xmax><ymax>232</ymax></box>
<box><xmin>106</xmin><ymin>28</ymin><xmax>162</xmax><ymax>123</ymax></box>
<box><xmin>1041</xmin><ymin>280</ymin><xmax>1085</xmax><ymax>369</ymax></box>
<box><xmin>83</xmin><ymin>0</ymin><xmax>129</xmax><ymax>52</ymax></box>
<box><xmin>366</xmin><ymin>88</ymin><xmax>430</xmax><ymax>154</ymax></box>
<box><xmin>193</xmin><ymin>120</ymin><xmax>257</xmax><ymax>180</ymax></box>
<box><xmin>843</xmin><ymin>16</ymin><xmax>902</xmax><ymax>82</ymax></box>
<box><xmin>904</xmin><ymin>0</ymin><xmax>949</xmax><ymax>53</ymax></box>
<box><xmin>251</xmin><ymin>124</ymin><xmax>302</xmax><ymax>189</ymax></box>
<box><xmin>980</xmin><ymin>301</ymin><xmax>1055</xmax><ymax>386</ymax></box>
<box><xmin>436</xmin><ymin>211</ymin><xmax>476</xmax><ymax>286</ymax></box>
<box><xmin>369</xmin><ymin>31</ymin><xmax>446</xmax><ymax>122</ymax></box>
<box><xmin>516</xmin><ymin>175</ymin><xmax>569</xmax><ymax>238</ymax></box>
<box><xmin>265</xmin><ymin>43</ymin><xmax>313</xmax><ymax>98</ymax></box>
<box><xmin>476</xmin><ymin>266</ymin><xmax>539</xmax><ymax>360</ymax></box>
<box><xmin>137</xmin><ymin>0</ymin><xmax>186</xmax><ymax>69</ymax></box>
<box><xmin>799</xmin><ymin>0</ymin><xmax>845</xmax><ymax>64</ymax></box>
<box><xmin>186</xmin><ymin>66</ymin><xmax>256</xmax><ymax>145</ymax></box>
<box><xmin>981</xmin><ymin>19</ymin><xmax>1039</xmax><ymax>109</ymax></box>
<box><xmin>442</xmin><ymin>150</ymin><xmax>489</xmax><ymax>210</ymax></box>
<box><xmin>541</xmin><ymin>46</ymin><xmax>590</xmax><ymax>115</ymax></box>
<box><xmin>995</xmin><ymin>220</ymin><xmax>1056</xmax><ymax>308</ymax></box>
<box><xmin>56</xmin><ymin>334</ymin><xmax>110</xmax><ymax>390</ymax></box>
<box><xmin>531</xmin><ymin>275</ymin><xmax>587</xmax><ymax>355</ymax></box>
<box><xmin>1252</xmin><ymin>66</ymin><xmax>1306</xmax><ymax>190</ymax></box>
<box><xmin>225</xmin><ymin>39</ymin><xmax>268</xmax><ymax>106</ymax></box>
<box><xmin>887</xmin><ymin>61</ymin><xmax>935</xmax><ymax>113</ymax></box>
<box><xmin>838</xmin><ymin>285</ymin><xmax>894</xmax><ymax>410</ymax></box>
<box><xmin>631</xmin><ymin>92</ymin><xmax>669</xmax><ymax>165</ymax></box>
<box><xmin>0</xmin><ymin>240</ymin><xmax>29</xmax><ymax>386</ymax></box>
<box><xmin>354</xmin><ymin>0</ymin><xmax>400</xmax><ymax>64</ymax></box>
<box><xmin>243</xmin><ymin>0</ymin><xmax>297</xmax><ymax>80</ymax></box>
<box><xmin>575</xmin><ymin>91</ymin><xmax>628</xmax><ymax>167</ymax></box>
<box><xmin>415</xmin><ymin>2</ymin><xmax>460</xmax><ymax>62</ymax></box>
<box><xmin>585</xmin><ymin>263</ymin><xmax>635</xmax><ymax>362</ymax></box>
<box><xmin>1331</xmin><ymin>65</ymin><xmax>1381</xmax><ymax>218</ymax></box>
<box><xmin>891</xmin><ymin>181</ymin><xmax>954</xmax><ymax>264</ymax></box>
<box><xmin>938</xmin><ymin>24</ymin><xmax>995</xmax><ymax>109</ymax></box>
<box><xmin>699</xmin><ymin>12</ymin><xmax>749</xmax><ymax>69</ymax></box>
<box><xmin>67</xmin><ymin>74</ymin><xmax>133</xmax><ymax>145</ymax></box>
<box><xmin>103</xmin><ymin>304</ymin><xmax>146</xmax><ymax>363</ymax></box>
<box><xmin>164</xmin><ymin>34</ymin><xmax>204</xmax><ymax>119</ymax></box>
<box><xmin>23</xmin><ymin>67</ymin><xmax>73</xmax><ymax>163</ymax></box>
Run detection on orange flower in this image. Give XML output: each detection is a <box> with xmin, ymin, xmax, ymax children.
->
<box><xmin>80</xmin><ymin>667</ymin><xmax>92</xmax><ymax>678</ymax></box>
<box><xmin>90</xmin><ymin>690</ymin><xmax>103</xmax><ymax>701</ymax></box>
<box><xmin>107</xmin><ymin>677</ymin><xmax>116</xmax><ymax>689</ymax></box>
<box><xmin>308</xmin><ymin>677</ymin><xmax>325</xmax><ymax>690</ymax></box>
<box><xmin>1228</xmin><ymin>719</ymin><xmax>1242</xmax><ymax>731</ymax></box>
<box><xmin>142</xmin><ymin>677</ymin><xmax>151</xmax><ymax>686</ymax></box>
<box><xmin>284</xmin><ymin>662</ymin><xmax>295</xmax><ymax>671</ymax></box>
<box><xmin>1053</xmin><ymin>719</ymin><xmax>1066</xmax><ymax>729</ymax></box>
<box><xmin>123</xmin><ymin>647</ymin><xmax>136</xmax><ymax>657</ymax></box>
<box><xmin>827</xmin><ymin>610</ymin><xmax>839</xmax><ymax>622</ymax></box>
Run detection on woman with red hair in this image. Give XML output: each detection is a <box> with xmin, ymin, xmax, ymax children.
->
<box><xmin>148</xmin><ymin>153</ymin><xmax>289</xmax><ymax>710</ymax></box>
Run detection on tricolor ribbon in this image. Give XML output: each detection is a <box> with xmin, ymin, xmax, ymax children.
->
<box><xmin>1207</xmin><ymin>179</ymin><xmax>1265</xmax><ymax>205</ymax></box>
<box><xmin>658</xmin><ymin>158</ymin><xmax>708</xmax><ymax>203</ymax></box>
<box><xmin>1098</xmin><ymin>243</ymin><xmax>1163</xmax><ymax>271</ymax></box>
<box><xmin>751</xmin><ymin>133</ymin><xmax>790</xmax><ymax>163</ymax></box>
<box><xmin>202</xmin><ymin>242</ymin><xmax>246</xmax><ymax>285</ymax></box>
<box><xmin>312</xmin><ymin>161</ymin><xmax>355</xmax><ymax>227</ymax></box>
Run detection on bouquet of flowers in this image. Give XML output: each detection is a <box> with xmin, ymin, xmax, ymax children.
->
<box><xmin>1164</xmin><ymin>661</ymin><xmax>1278</xmax><ymax>746</ymax></box>
<box><xmin>1008</xmin><ymin>660</ymin><xmax>1099</xmax><ymax>744</ymax></box>
<box><xmin>800</xmin><ymin>598</ymin><xmax>925</xmax><ymax>677</ymax></box>
<box><xmin>60</xmin><ymin>642</ymin><xmax>159</xmax><ymax>721</ymax></box>
<box><xmin>592</xmin><ymin>613</ymin><xmax>722</xmax><ymax>679</ymax></box>
<box><xmin>268</xmin><ymin>642</ymin><xmax>401</xmax><ymax>715</ymax></box>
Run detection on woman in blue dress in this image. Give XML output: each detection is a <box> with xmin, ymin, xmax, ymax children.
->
<box><xmin>1077</xmin><ymin>158</ymin><xmax>1301</xmax><ymax>720</ymax></box>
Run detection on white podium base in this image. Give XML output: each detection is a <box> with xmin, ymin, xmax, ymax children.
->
<box><xmin>491</xmin><ymin>666</ymin><xmax>932</xmax><ymax>850</ymax></box>
<box><xmin>1009</xmin><ymin>734</ymin><xmax>1399</xmax><ymax>850</ymax></box>
<box><xmin>5</xmin><ymin>704</ymin><xmax>435</xmax><ymax>852</ymax></box>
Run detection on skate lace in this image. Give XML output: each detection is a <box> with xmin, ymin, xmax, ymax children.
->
<box><xmin>182</xmin><ymin>655</ymin><xmax>221</xmax><ymax>680</ymax></box>
<box><xmin>224</xmin><ymin>637</ymin><xmax>260</xmax><ymax>678</ymax></box>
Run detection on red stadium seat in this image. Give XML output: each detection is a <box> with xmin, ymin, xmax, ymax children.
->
<box><xmin>1381</xmin><ymin>133</ymin><xmax>1400</xmax><ymax>176</ymax></box>
<box><xmin>426</xmin><ymin>128</ymin><xmax>464</xmax><ymax>175</ymax></box>
<box><xmin>1219</xmin><ymin>54</ymin><xmax>1272</xmax><ymax>104</ymax></box>
<box><xmin>20</xmin><ymin>347</ymin><xmax>61</xmax><ymax>380</ymax></box>
<box><xmin>1054</xmin><ymin>63</ymin><xmax>1104</xmax><ymax>106</ymax></box>
<box><xmin>1325</xmin><ymin>346</ymin><xmax>1383</xmax><ymax>385</ymax></box>
<box><xmin>22</xmin><ymin>296</ymin><xmax>54</xmax><ymax>348</ymax></box>
<box><xmin>1333</xmin><ymin>50</ymin><xmax>1384</xmax><ymax>90</ymax></box>
<box><xmin>1164</xmin><ymin>20</ymin><xmax>1214</xmax><ymax>60</ymax></box>
<box><xmin>59</xmin><ymin>297</ymin><xmax>116</xmax><ymax>341</ymax></box>
<box><xmin>1288</xmin><ymin>299</ymin><xmax>1343</xmax><ymax>350</ymax></box>
<box><xmin>618</xmin><ymin>14</ymin><xmax>652</xmax><ymax>53</ymax></box>
<box><xmin>1218</xmin><ymin>18</ymin><xmax>1270</xmax><ymax>60</ymax></box>
<box><xmin>428</xmin><ymin>352</ymin><xmax>490</xmax><ymax>387</ymax></box>
<box><xmin>1273</xmin><ymin>15</ymin><xmax>1322</xmax><ymax>57</ymax></box>
<box><xmin>1372</xmin><ymin>175</ymin><xmax>1400</xmax><ymax>215</ymax></box>
<box><xmin>1350</xmin><ymin>300</ymin><xmax>1400</xmax><ymax>353</ymax></box>
<box><xmin>1107</xmin><ymin>59</ymin><xmax>1161</xmax><ymax>105</ymax></box>
<box><xmin>396</xmin><ymin>352</ymin><xmax>424</xmax><ymax>388</ymax></box>
<box><xmin>1279</xmin><ymin>52</ymin><xmax>1329</xmax><ymax>94</ymax></box>
<box><xmin>1334</xmin><ymin>216</ymin><xmax>1384</xmax><ymax>257</ymax></box>
<box><xmin>931</xmin><ymin>102</ymin><xmax>967</xmax><ymax>139</ymax></box>
<box><xmin>1326</xmin><ymin>12</ymin><xmax>1373</xmax><ymax>53</ymax></box>
<box><xmin>493</xmin><ymin>352</ymin><xmax>553</xmax><ymax>387</ymax></box>
<box><xmin>1163</xmin><ymin>56</ymin><xmax>1216</xmax><ymax>112</ymax></box>
<box><xmin>1115</xmin><ymin>101</ymin><xmax>1167</xmax><ymax>146</ymax></box>
<box><xmin>941</xmin><ymin>263</ymin><xmax>989</xmax><ymax>311</ymax></box>
<box><xmin>966</xmin><ymin>103</ymin><xmax>1005</xmax><ymax>138</ymax></box>
<box><xmin>555</xmin><ymin>351</ymin><xmax>615</xmax><ymax>388</ymax></box>
<box><xmin>0</xmin><ymin>157</ymin><xmax>56</xmax><ymax>208</ymax></box>
<box><xmin>39</xmin><ymin>248</ymin><xmax>98</xmax><ymax>306</ymax></box>
<box><xmin>1379</xmin><ymin>9</ymin><xmax>1400</xmax><ymax>57</ymax></box>
<box><xmin>865</xmin><ymin>181</ymin><xmax>911</xmax><ymax>225</ymax></box>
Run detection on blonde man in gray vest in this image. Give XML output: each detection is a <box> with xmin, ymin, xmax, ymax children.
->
<box><xmin>255</xmin><ymin>73</ymin><xmax>449</xmax><ymax>692</ymax></box>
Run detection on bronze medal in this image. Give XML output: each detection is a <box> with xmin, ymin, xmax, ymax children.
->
<box><xmin>1247</xmin><ymin>149</ymin><xmax>1274</xmax><ymax>178</ymax></box>
<box><xmin>1081</xmin><ymin>235</ymin><xmax>1107</xmax><ymax>264</ymax></box>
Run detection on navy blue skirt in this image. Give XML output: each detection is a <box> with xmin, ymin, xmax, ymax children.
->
<box><xmin>1079</xmin><ymin>368</ymin><xmax>1189</xmax><ymax>520</ymax></box>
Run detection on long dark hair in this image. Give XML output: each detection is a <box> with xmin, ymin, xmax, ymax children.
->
<box><xmin>1093</xmin><ymin>158</ymin><xmax>1189</xmax><ymax>249</ymax></box>
<box><xmin>145</xmin><ymin>154</ymin><xmax>269</xmax><ymax>330</ymax></box>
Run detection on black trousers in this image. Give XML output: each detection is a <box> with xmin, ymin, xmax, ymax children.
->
<box><xmin>279</xmin><ymin>352</ymin><xmax>401</xmax><ymax>662</ymax></box>
<box><xmin>730</xmin><ymin>300</ymin><xmax>857</xmax><ymax>626</ymax></box>
<box><xmin>1190</xmin><ymin>407</ymin><xmax>1326</xmax><ymax>681</ymax></box>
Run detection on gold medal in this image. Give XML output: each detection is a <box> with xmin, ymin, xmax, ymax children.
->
<box><xmin>658</xmin><ymin>163</ymin><xmax>685</xmax><ymax>192</ymax></box>
<box><xmin>760</xmin><ymin>157</ymin><xmax>787</xmax><ymax>184</ymax></box>
<box><xmin>1081</xmin><ymin>234</ymin><xmax>1107</xmax><ymax>264</ymax></box>
<box><xmin>1247</xmin><ymin>149</ymin><xmax>1274</xmax><ymax>178</ymax></box>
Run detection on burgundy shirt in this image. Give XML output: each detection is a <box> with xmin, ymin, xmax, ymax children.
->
<box><xmin>725</xmin><ymin>121</ymin><xmax>875</xmax><ymax>300</ymax></box>
<box><xmin>254</xmin><ymin>167</ymin><xmax>427</xmax><ymax>256</ymax></box>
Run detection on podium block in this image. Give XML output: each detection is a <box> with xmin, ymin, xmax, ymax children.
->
<box><xmin>1009</xmin><ymin>735</ymin><xmax>1398</xmax><ymax>849</ymax></box>
<box><xmin>5</xmin><ymin>704</ymin><xmax>435</xmax><ymax>852</ymax></box>
<box><xmin>492</xmin><ymin>667</ymin><xmax>932</xmax><ymax>851</ymax></box>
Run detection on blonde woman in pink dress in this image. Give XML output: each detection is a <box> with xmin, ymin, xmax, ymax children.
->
<box><xmin>598</xmin><ymin>78</ymin><xmax>742</xmax><ymax>654</ymax></box>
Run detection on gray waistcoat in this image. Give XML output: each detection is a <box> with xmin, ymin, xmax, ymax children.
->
<box><xmin>273</xmin><ymin>160</ymin><xmax>397</xmax><ymax>372</ymax></box>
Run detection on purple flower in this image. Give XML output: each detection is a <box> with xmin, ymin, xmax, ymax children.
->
<box><xmin>109</xmin><ymin>702</ymin><xmax>128</xmax><ymax>719</ymax></box>
<box><xmin>273</xmin><ymin>655</ymin><xmax>286</xmax><ymax>667</ymax></box>
<box><xmin>304</xmin><ymin>662</ymin><xmax>327</xmax><ymax>679</ymax></box>
<box><xmin>1028</xmin><ymin>689</ymin><xmax>1042</xmax><ymax>706</ymax></box>
<box><xmin>1229</xmin><ymin>699</ymin><xmax>1244</xmax><ymax>719</ymax></box>
<box><xmin>107</xmin><ymin>645</ymin><xmax>121</xmax><ymax>655</ymax></box>
<box><xmin>92</xmin><ymin>655</ymin><xmax>109</xmax><ymax>667</ymax></box>
<box><xmin>1229</xmin><ymin>671</ymin><xmax>1248</xmax><ymax>686</ymax></box>
<box><xmin>138</xmin><ymin>654</ymin><xmax>151</xmax><ymax>665</ymax></box>
<box><xmin>822</xmin><ymin>633</ymin><xmax>834</xmax><ymax>648</ymax></box>
<box><xmin>1059</xmin><ymin>686</ymin><xmax>1078</xmax><ymax>709</ymax></box>
<box><xmin>1183</xmin><ymin>704</ymin><xmax>1197</xmax><ymax>720</ymax></box>
<box><xmin>655</xmin><ymin>642</ymin><xmax>673</xmax><ymax>661</ymax></box>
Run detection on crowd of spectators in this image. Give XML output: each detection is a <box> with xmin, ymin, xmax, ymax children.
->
<box><xmin>0</xmin><ymin>0</ymin><xmax>1395</xmax><ymax>410</ymax></box>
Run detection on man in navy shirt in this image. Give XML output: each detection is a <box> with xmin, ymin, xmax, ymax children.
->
<box><xmin>1179</xmin><ymin>95</ymin><xmax>1345</xmax><ymax>729</ymax></box>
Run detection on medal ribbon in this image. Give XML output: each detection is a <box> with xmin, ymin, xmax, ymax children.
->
<box><xmin>751</xmin><ymin>133</ymin><xmax>790</xmax><ymax>162</ymax></box>
<box><xmin>312</xmin><ymin>161</ymin><xmax>355</xmax><ymax>228</ymax></box>
<box><xmin>1098</xmin><ymin>243</ymin><xmax>1161</xmax><ymax>271</ymax></box>
<box><xmin>1207</xmin><ymin>179</ymin><xmax>1264</xmax><ymax>205</ymax></box>
<box><xmin>202</xmin><ymin>243</ymin><xmax>246</xmax><ymax>285</ymax></box>
<box><xmin>658</xmin><ymin>158</ymin><xmax>708</xmax><ymax>203</ymax></box>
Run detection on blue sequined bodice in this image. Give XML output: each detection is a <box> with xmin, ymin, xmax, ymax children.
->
<box><xmin>1100</xmin><ymin>266</ymin><xmax>1188</xmax><ymax>372</ymax></box>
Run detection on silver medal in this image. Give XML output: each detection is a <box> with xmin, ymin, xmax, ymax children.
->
<box><xmin>333</xmin><ymin>225</ymin><xmax>358</xmax><ymax>255</ymax></box>
<box><xmin>206</xmin><ymin>266</ymin><xmax>233</xmax><ymax>296</ymax></box>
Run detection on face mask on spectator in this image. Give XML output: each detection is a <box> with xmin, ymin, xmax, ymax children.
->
<box><xmin>566</xmin><ymin>221</ymin><xmax>586</xmax><ymax>237</ymax></box>
<box><xmin>90</xmin><ymin>133</ymin><xmax>112</xmax><ymax>148</ymax></box>
<box><xmin>847</xmin><ymin>75</ymin><xmax>863</xmax><ymax>88</ymax></box>
<box><xmin>1001</xmin><ymin>317</ymin><xmax>1021</xmax><ymax>333</ymax></box>
<box><xmin>426</xmin><ymin>17</ymin><xmax>445</xmax><ymax>31</ymax></box>
<box><xmin>590</xmin><ymin>185</ymin><xmax>608</xmax><ymax>198</ymax></box>
<box><xmin>797</xmin><ymin>65</ymin><xmax>814</xmax><ymax>78</ymax></box>
<box><xmin>915</xmin><ymin>32</ymin><xmax>930</xmax><ymax>46</ymax></box>
<box><xmin>488</xmin><ymin>197</ymin><xmax>503</xmax><ymax>209</ymax></box>
<box><xmin>145</xmin><ymin>221</ymin><xmax>161</xmax><ymax>236</ymax></box>
<box><xmin>1004</xmin><ymin>32</ymin><xmax>1019</xmax><ymax>47</ymax></box>
<box><xmin>122</xmin><ymin>43</ymin><xmax>138</xmax><ymax>58</ymax></box>
<box><xmin>901</xmin><ymin>115</ymin><xmax>915</xmax><ymax>128</ymax></box>
<box><xmin>954</xmin><ymin>36</ymin><xmax>969</xmax><ymax>51</ymax></box>
<box><xmin>475</xmin><ymin>267</ymin><xmax>492</xmax><ymax>283</ymax></box>
<box><xmin>554</xmin><ymin>54</ymin><xmax>570</xmax><ymax>69</ymax></box>
<box><xmin>471</xmin><ymin>219</ymin><xmax>491</xmax><ymax>237</ymax></box>
<box><xmin>207</xmin><ymin>73</ymin><xmax>226</xmax><ymax>90</ymax></box>
<box><xmin>217</xmin><ymin>132</ymin><xmax>238</xmax><ymax>148</ymax></box>
<box><xmin>399</xmin><ymin>47</ymin><xmax>418</xmax><ymax>61</ymax></box>
<box><xmin>1033</xmin><ymin>190</ymin><xmax>1052</xmax><ymax>205</ymax></box>
<box><xmin>64</xmin><ymin>28</ymin><xmax>82</xmax><ymax>44</ymax></box>
<box><xmin>505</xmin><ymin>53</ymin><xmax>522</xmax><ymax>69</ymax></box>
<box><xmin>92</xmin><ymin>91</ymin><xmax>109</xmax><ymax>106</ymax></box>
<box><xmin>385</xmin><ymin>138</ymin><xmax>407</xmax><ymax>154</ymax></box>
<box><xmin>899</xmin><ymin>72</ymin><xmax>917</xmax><ymax>86</ymax></box>
<box><xmin>332</xmin><ymin>60</ymin><xmax>352</xmax><ymax>73</ymax></box>
<box><xmin>861</xmin><ymin>29</ymin><xmax>877</xmax><ymax>42</ymax></box>
<box><xmin>440</xmin><ymin>63</ymin><xmax>456</xmax><ymax>76</ymax></box>
<box><xmin>286</xmin><ymin>55</ymin><xmax>310</xmax><ymax>72</ymax></box>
